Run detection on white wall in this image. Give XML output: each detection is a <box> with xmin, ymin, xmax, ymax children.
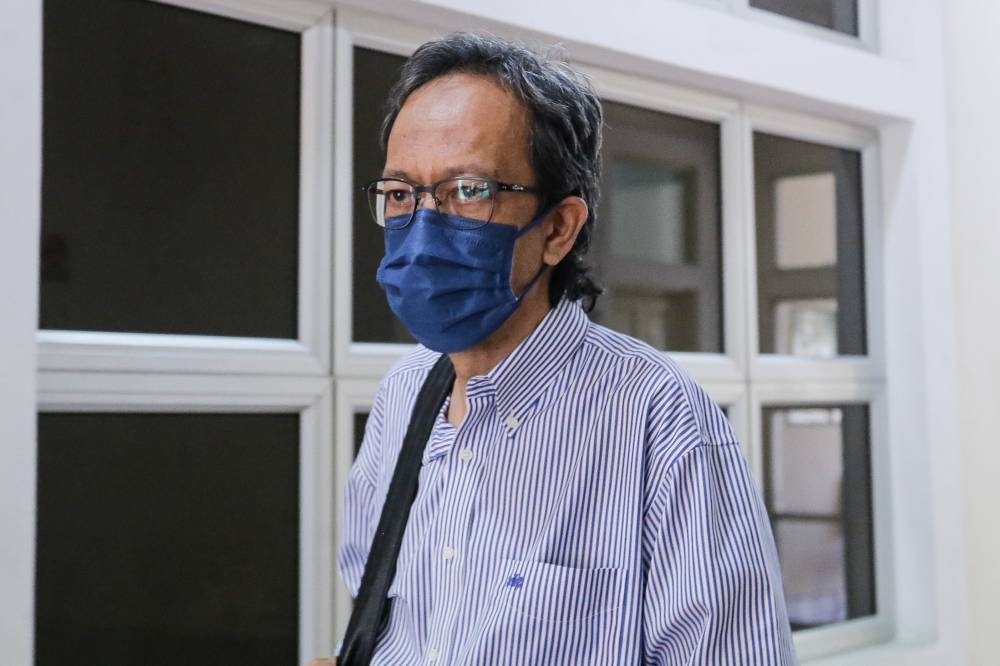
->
<box><xmin>0</xmin><ymin>0</ymin><xmax>41</xmax><ymax>663</ymax></box>
<box><xmin>945</xmin><ymin>2</ymin><xmax>1000</xmax><ymax>664</ymax></box>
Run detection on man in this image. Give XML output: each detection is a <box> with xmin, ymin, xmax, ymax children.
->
<box><xmin>326</xmin><ymin>32</ymin><xmax>797</xmax><ymax>665</ymax></box>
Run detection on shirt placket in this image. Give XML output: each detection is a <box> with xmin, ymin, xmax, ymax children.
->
<box><xmin>421</xmin><ymin>386</ymin><xmax>499</xmax><ymax>664</ymax></box>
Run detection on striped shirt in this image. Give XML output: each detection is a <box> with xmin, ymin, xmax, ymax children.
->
<box><xmin>339</xmin><ymin>298</ymin><xmax>797</xmax><ymax>664</ymax></box>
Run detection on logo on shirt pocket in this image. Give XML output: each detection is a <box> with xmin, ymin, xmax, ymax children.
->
<box><xmin>501</xmin><ymin>559</ymin><xmax>626</xmax><ymax>624</ymax></box>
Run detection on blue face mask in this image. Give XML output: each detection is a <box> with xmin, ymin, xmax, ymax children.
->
<box><xmin>375</xmin><ymin>207</ymin><xmax>549</xmax><ymax>353</ymax></box>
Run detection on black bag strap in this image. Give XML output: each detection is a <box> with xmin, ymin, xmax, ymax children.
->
<box><xmin>338</xmin><ymin>354</ymin><xmax>455</xmax><ymax>666</ymax></box>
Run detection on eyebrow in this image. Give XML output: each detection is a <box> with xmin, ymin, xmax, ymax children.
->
<box><xmin>381</xmin><ymin>165</ymin><xmax>502</xmax><ymax>181</ymax></box>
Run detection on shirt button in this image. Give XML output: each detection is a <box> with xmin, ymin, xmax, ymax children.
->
<box><xmin>504</xmin><ymin>414</ymin><xmax>519</xmax><ymax>430</ymax></box>
<box><xmin>427</xmin><ymin>647</ymin><xmax>440</xmax><ymax>661</ymax></box>
<box><xmin>442</xmin><ymin>545</ymin><xmax>456</xmax><ymax>561</ymax></box>
<box><xmin>459</xmin><ymin>448</ymin><xmax>474</xmax><ymax>462</ymax></box>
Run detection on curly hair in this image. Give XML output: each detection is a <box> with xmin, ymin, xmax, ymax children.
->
<box><xmin>379</xmin><ymin>32</ymin><xmax>604</xmax><ymax>311</ymax></box>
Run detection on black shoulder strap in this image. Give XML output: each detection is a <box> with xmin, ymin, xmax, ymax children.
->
<box><xmin>339</xmin><ymin>354</ymin><xmax>455</xmax><ymax>666</ymax></box>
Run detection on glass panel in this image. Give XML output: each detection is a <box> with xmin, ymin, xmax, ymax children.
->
<box><xmin>40</xmin><ymin>0</ymin><xmax>300</xmax><ymax>338</ymax></box>
<box><xmin>749</xmin><ymin>0</ymin><xmax>859</xmax><ymax>36</ymax></box>
<box><xmin>774</xmin><ymin>173</ymin><xmax>837</xmax><ymax>269</ymax></box>
<box><xmin>774</xmin><ymin>520</ymin><xmax>848</xmax><ymax>629</ymax></box>
<box><xmin>593</xmin><ymin>101</ymin><xmax>723</xmax><ymax>353</ymax></box>
<box><xmin>35</xmin><ymin>413</ymin><xmax>299</xmax><ymax>665</ymax></box>
<box><xmin>608</xmin><ymin>160</ymin><xmax>691</xmax><ymax>265</ymax></box>
<box><xmin>763</xmin><ymin>405</ymin><xmax>875</xmax><ymax>629</ymax></box>
<box><xmin>767</xmin><ymin>407</ymin><xmax>843</xmax><ymax>515</ymax></box>
<box><xmin>754</xmin><ymin>133</ymin><xmax>866</xmax><ymax>356</ymax></box>
<box><xmin>773</xmin><ymin>298</ymin><xmax>838</xmax><ymax>357</ymax></box>
<box><xmin>353</xmin><ymin>47</ymin><xmax>413</xmax><ymax>344</ymax></box>
<box><xmin>353</xmin><ymin>412</ymin><xmax>369</xmax><ymax>457</ymax></box>
<box><xmin>605</xmin><ymin>289</ymin><xmax>699</xmax><ymax>352</ymax></box>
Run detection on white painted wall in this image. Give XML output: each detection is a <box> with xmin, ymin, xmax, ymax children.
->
<box><xmin>0</xmin><ymin>0</ymin><xmax>41</xmax><ymax>663</ymax></box>
<box><xmin>944</xmin><ymin>2</ymin><xmax>1000</xmax><ymax>664</ymax></box>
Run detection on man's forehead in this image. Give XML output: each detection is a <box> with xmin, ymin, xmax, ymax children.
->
<box><xmin>384</xmin><ymin>72</ymin><xmax>533</xmax><ymax>182</ymax></box>
<box><xmin>401</xmin><ymin>72</ymin><xmax>522</xmax><ymax>119</ymax></box>
<box><xmin>382</xmin><ymin>163</ymin><xmax>502</xmax><ymax>180</ymax></box>
<box><xmin>388</xmin><ymin>74</ymin><xmax>529</xmax><ymax>149</ymax></box>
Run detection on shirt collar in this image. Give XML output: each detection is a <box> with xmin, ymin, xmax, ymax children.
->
<box><xmin>467</xmin><ymin>298</ymin><xmax>590</xmax><ymax>419</ymax></box>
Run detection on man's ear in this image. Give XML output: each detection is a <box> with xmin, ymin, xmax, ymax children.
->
<box><xmin>542</xmin><ymin>196</ymin><xmax>589</xmax><ymax>266</ymax></box>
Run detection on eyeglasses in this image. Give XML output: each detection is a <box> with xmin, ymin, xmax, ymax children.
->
<box><xmin>362</xmin><ymin>176</ymin><xmax>541</xmax><ymax>230</ymax></box>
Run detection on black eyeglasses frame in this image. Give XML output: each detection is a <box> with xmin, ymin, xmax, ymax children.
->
<box><xmin>361</xmin><ymin>176</ymin><xmax>542</xmax><ymax>230</ymax></box>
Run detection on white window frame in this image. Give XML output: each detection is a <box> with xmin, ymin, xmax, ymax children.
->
<box><xmin>332</xmin><ymin>378</ymin><xmax>382</xmax><ymax>638</ymax></box>
<box><xmin>32</xmin><ymin>0</ymin><xmax>339</xmax><ymax>662</ymax></box>
<box><xmin>735</xmin><ymin>0</ymin><xmax>879</xmax><ymax>51</ymax></box>
<box><xmin>751</xmin><ymin>383</ymin><xmax>892</xmax><ymax>658</ymax></box>
<box><xmin>38</xmin><ymin>0</ymin><xmax>335</xmax><ymax>379</ymax></box>
<box><xmin>744</xmin><ymin>104</ymin><xmax>885</xmax><ymax>387</ymax></box>
<box><xmin>331</xmin><ymin>13</ymin><xmax>439</xmax><ymax>380</ymax></box>
<box><xmin>36</xmin><ymin>373</ymin><xmax>335</xmax><ymax>660</ymax></box>
<box><xmin>676</xmin><ymin>0</ymin><xmax>878</xmax><ymax>50</ymax></box>
<box><xmin>741</xmin><ymin>108</ymin><xmax>891</xmax><ymax>656</ymax></box>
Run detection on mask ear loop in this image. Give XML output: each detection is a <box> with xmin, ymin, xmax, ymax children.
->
<box><xmin>514</xmin><ymin>202</ymin><xmax>555</xmax><ymax>239</ymax></box>
<box><xmin>515</xmin><ymin>263</ymin><xmax>550</xmax><ymax>301</ymax></box>
<box><xmin>513</xmin><ymin>203</ymin><xmax>557</xmax><ymax>301</ymax></box>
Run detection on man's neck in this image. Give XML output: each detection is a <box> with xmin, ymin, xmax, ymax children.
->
<box><xmin>445</xmin><ymin>290</ymin><xmax>552</xmax><ymax>427</ymax></box>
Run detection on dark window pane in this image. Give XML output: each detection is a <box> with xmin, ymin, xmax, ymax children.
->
<box><xmin>762</xmin><ymin>405</ymin><xmax>874</xmax><ymax>630</ymax></box>
<box><xmin>36</xmin><ymin>413</ymin><xmax>299</xmax><ymax>665</ymax></box>
<box><xmin>750</xmin><ymin>0</ymin><xmax>859</xmax><ymax>36</ymax></box>
<box><xmin>353</xmin><ymin>47</ymin><xmax>413</xmax><ymax>343</ymax></box>
<box><xmin>754</xmin><ymin>133</ymin><xmax>866</xmax><ymax>356</ymax></box>
<box><xmin>592</xmin><ymin>101</ymin><xmax>723</xmax><ymax>352</ymax></box>
<box><xmin>41</xmin><ymin>0</ymin><xmax>300</xmax><ymax>337</ymax></box>
<box><xmin>353</xmin><ymin>412</ymin><xmax>369</xmax><ymax>458</ymax></box>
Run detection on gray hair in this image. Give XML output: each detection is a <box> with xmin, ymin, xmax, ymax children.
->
<box><xmin>379</xmin><ymin>32</ymin><xmax>604</xmax><ymax>310</ymax></box>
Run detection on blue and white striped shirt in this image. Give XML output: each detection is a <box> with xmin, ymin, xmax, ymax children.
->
<box><xmin>339</xmin><ymin>298</ymin><xmax>797</xmax><ymax>664</ymax></box>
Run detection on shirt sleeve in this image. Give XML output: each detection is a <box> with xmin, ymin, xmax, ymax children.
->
<box><xmin>337</xmin><ymin>381</ymin><xmax>387</xmax><ymax>598</ymax></box>
<box><xmin>642</xmin><ymin>440</ymin><xmax>798</xmax><ymax>665</ymax></box>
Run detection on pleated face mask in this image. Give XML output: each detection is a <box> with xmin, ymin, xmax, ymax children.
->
<box><xmin>375</xmin><ymin>206</ymin><xmax>548</xmax><ymax>353</ymax></box>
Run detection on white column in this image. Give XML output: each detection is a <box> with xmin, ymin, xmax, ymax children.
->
<box><xmin>945</xmin><ymin>1</ymin><xmax>1000</xmax><ymax>663</ymax></box>
<box><xmin>0</xmin><ymin>0</ymin><xmax>42</xmax><ymax>662</ymax></box>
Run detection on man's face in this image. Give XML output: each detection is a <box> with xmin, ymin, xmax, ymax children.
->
<box><xmin>383</xmin><ymin>72</ymin><xmax>548</xmax><ymax>296</ymax></box>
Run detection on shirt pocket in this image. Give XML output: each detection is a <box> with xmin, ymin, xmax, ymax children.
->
<box><xmin>502</xmin><ymin>558</ymin><xmax>626</xmax><ymax>624</ymax></box>
<box><xmin>465</xmin><ymin>560</ymin><xmax>628</xmax><ymax>665</ymax></box>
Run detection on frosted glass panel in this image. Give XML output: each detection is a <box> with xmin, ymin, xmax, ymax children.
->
<box><xmin>768</xmin><ymin>407</ymin><xmax>843</xmax><ymax>514</ymax></box>
<box><xmin>774</xmin><ymin>298</ymin><xmax>838</xmax><ymax>358</ymax></box>
<box><xmin>774</xmin><ymin>172</ymin><xmax>837</xmax><ymax>269</ymax></box>
<box><xmin>605</xmin><ymin>289</ymin><xmax>698</xmax><ymax>352</ymax></box>
<box><xmin>775</xmin><ymin>521</ymin><xmax>848</xmax><ymax>627</ymax></box>
<box><xmin>608</xmin><ymin>160</ymin><xmax>689</xmax><ymax>265</ymax></box>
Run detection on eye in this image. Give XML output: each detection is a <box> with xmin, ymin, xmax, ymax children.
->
<box><xmin>382</xmin><ymin>184</ymin><xmax>414</xmax><ymax>206</ymax></box>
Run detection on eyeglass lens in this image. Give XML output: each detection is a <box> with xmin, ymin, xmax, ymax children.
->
<box><xmin>368</xmin><ymin>178</ymin><xmax>496</xmax><ymax>229</ymax></box>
